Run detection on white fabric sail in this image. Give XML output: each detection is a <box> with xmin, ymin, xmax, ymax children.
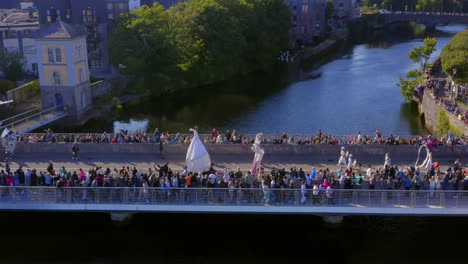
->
<box><xmin>186</xmin><ymin>128</ymin><xmax>211</xmax><ymax>173</ymax></box>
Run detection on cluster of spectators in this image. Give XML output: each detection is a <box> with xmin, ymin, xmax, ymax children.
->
<box><xmin>1</xmin><ymin>157</ymin><xmax>467</xmax><ymax>204</ymax></box>
<box><xmin>12</xmin><ymin>127</ymin><xmax>468</xmax><ymax>147</ymax></box>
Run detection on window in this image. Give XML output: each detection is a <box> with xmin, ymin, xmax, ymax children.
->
<box><xmin>107</xmin><ymin>13</ymin><xmax>114</xmax><ymax>19</ymax></box>
<box><xmin>47</xmin><ymin>8</ymin><xmax>57</xmax><ymax>23</ymax></box>
<box><xmin>55</xmin><ymin>48</ymin><xmax>62</xmax><ymax>63</ymax></box>
<box><xmin>52</xmin><ymin>72</ymin><xmax>61</xmax><ymax>85</ymax></box>
<box><xmin>32</xmin><ymin>63</ymin><xmax>38</xmax><ymax>72</ymax></box>
<box><xmin>107</xmin><ymin>3</ymin><xmax>114</xmax><ymax>10</ymax></box>
<box><xmin>90</xmin><ymin>59</ymin><xmax>101</xmax><ymax>69</ymax></box>
<box><xmin>75</xmin><ymin>45</ymin><xmax>82</xmax><ymax>61</ymax></box>
<box><xmin>56</xmin><ymin>9</ymin><xmax>61</xmax><ymax>20</ymax></box>
<box><xmin>119</xmin><ymin>3</ymin><xmax>126</xmax><ymax>10</ymax></box>
<box><xmin>81</xmin><ymin>92</ymin><xmax>86</xmax><ymax>108</ymax></box>
<box><xmin>79</xmin><ymin>68</ymin><xmax>84</xmax><ymax>82</ymax></box>
<box><xmin>66</xmin><ymin>9</ymin><xmax>71</xmax><ymax>19</ymax></box>
<box><xmin>48</xmin><ymin>48</ymin><xmax>54</xmax><ymax>63</ymax></box>
<box><xmin>83</xmin><ymin>8</ymin><xmax>96</xmax><ymax>23</ymax></box>
<box><xmin>23</xmin><ymin>46</ymin><xmax>36</xmax><ymax>54</ymax></box>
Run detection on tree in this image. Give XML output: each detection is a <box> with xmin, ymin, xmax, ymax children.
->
<box><xmin>408</xmin><ymin>37</ymin><xmax>437</xmax><ymax>69</ymax></box>
<box><xmin>440</xmin><ymin>30</ymin><xmax>468</xmax><ymax>83</ymax></box>
<box><xmin>0</xmin><ymin>50</ymin><xmax>26</xmax><ymax>82</ymax></box>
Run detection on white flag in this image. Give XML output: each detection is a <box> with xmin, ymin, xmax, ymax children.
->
<box><xmin>1</xmin><ymin>128</ymin><xmax>10</xmax><ymax>138</ymax></box>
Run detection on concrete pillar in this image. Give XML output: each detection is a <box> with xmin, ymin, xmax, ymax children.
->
<box><xmin>110</xmin><ymin>212</ymin><xmax>134</xmax><ymax>222</ymax></box>
<box><xmin>322</xmin><ymin>215</ymin><xmax>344</xmax><ymax>224</ymax></box>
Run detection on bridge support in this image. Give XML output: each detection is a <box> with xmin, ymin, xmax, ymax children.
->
<box><xmin>322</xmin><ymin>215</ymin><xmax>344</xmax><ymax>224</ymax></box>
<box><xmin>110</xmin><ymin>212</ymin><xmax>134</xmax><ymax>222</ymax></box>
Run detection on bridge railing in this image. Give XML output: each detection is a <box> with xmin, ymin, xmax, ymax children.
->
<box><xmin>1</xmin><ymin>187</ymin><xmax>467</xmax><ymax>209</ymax></box>
<box><xmin>0</xmin><ymin>105</ymin><xmax>67</xmax><ymax>133</ymax></box>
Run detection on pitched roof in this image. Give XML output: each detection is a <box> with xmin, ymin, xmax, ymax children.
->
<box><xmin>34</xmin><ymin>20</ymin><xmax>86</xmax><ymax>39</ymax></box>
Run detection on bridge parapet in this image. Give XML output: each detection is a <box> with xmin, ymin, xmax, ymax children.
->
<box><xmin>2</xmin><ymin>187</ymin><xmax>468</xmax><ymax>216</ymax></box>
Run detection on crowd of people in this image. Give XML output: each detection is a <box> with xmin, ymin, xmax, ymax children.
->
<box><xmin>11</xmin><ymin>127</ymin><xmax>468</xmax><ymax>147</ymax></box>
<box><xmin>0</xmin><ymin>156</ymin><xmax>467</xmax><ymax>205</ymax></box>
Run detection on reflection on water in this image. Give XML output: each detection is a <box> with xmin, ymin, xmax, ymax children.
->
<box><xmin>0</xmin><ymin>212</ymin><xmax>466</xmax><ymax>263</ymax></box>
<box><xmin>48</xmin><ymin>25</ymin><xmax>467</xmax><ymax>136</ymax></box>
<box><xmin>113</xmin><ymin>119</ymin><xmax>148</xmax><ymax>134</ymax></box>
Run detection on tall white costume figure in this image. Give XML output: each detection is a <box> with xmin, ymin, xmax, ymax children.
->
<box><xmin>347</xmin><ymin>154</ymin><xmax>353</xmax><ymax>170</ymax></box>
<box><xmin>1</xmin><ymin>128</ymin><xmax>18</xmax><ymax>160</ymax></box>
<box><xmin>384</xmin><ymin>153</ymin><xmax>391</xmax><ymax>168</ymax></box>
<box><xmin>186</xmin><ymin>128</ymin><xmax>211</xmax><ymax>173</ymax></box>
<box><xmin>338</xmin><ymin>147</ymin><xmax>347</xmax><ymax>166</ymax></box>
<box><xmin>251</xmin><ymin>133</ymin><xmax>264</xmax><ymax>177</ymax></box>
<box><xmin>415</xmin><ymin>145</ymin><xmax>432</xmax><ymax>173</ymax></box>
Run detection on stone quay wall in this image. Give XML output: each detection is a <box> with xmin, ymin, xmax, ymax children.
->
<box><xmin>15</xmin><ymin>143</ymin><xmax>468</xmax><ymax>158</ymax></box>
<box><xmin>421</xmin><ymin>92</ymin><xmax>468</xmax><ymax>136</ymax></box>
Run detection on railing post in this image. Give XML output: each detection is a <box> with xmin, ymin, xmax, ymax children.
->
<box><xmin>440</xmin><ymin>192</ymin><xmax>445</xmax><ymax>208</ymax></box>
<box><xmin>66</xmin><ymin>188</ymin><xmax>72</xmax><ymax>203</ymax></box>
<box><xmin>180</xmin><ymin>189</ymin><xmax>185</xmax><ymax>205</ymax></box>
<box><xmin>95</xmin><ymin>189</ymin><xmax>100</xmax><ymax>204</ymax></box>
<box><xmin>411</xmin><ymin>192</ymin><xmax>416</xmax><ymax>208</ymax></box>
<box><xmin>381</xmin><ymin>191</ymin><xmax>386</xmax><ymax>206</ymax></box>
<box><xmin>397</xmin><ymin>191</ymin><xmax>400</xmax><ymax>205</ymax></box>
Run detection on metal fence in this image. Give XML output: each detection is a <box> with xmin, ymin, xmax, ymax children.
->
<box><xmin>1</xmin><ymin>187</ymin><xmax>468</xmax><ymax>209</ymax></box>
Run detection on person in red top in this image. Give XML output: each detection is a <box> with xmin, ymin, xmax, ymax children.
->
<box><xmin>211</xmin><ymin>129</ymin><xmax>218</xmax><ymax>142</ymax></box>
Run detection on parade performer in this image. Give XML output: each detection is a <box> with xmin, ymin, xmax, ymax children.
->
<box><xmin>415</xmin><ymin>144</ymin><xmax>433</xmax><ymax>174</ymax></box>
<box><xmin>186</xmin><ymin>128</ymin><xmax>211</xmax><ymax>173</ymax></box>
<box><xmin>1</xmin><ymin>128</ymin><xmax>18</xmax><ymax>161</ymax></box>
<box><xmin>347</xmin><ymin>153</ymin><xmax>354</xmax><ymax>170</ymax></box>
<box><xmin>338</xmin><ymin>146</ymin><xmax>347</xmax><ymax>166</ymax></box>
<box><xmin>251</xmin><ymin>133</ymin><xmax>265</xmax><ymax>177</ymax></box>
<box><xmin>384</xmin><ymin>153</ymin><xmax>391</xmax><ymax>168</ymax></box>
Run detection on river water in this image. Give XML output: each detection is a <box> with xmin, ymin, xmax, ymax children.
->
<box><xmin>73</xmin><ymin>25</ymin><xmax>467</xmax><ymax>136</ymax></box>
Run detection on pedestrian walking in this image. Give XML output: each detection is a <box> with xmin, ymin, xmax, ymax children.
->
<box><xmin>72</xmin><ymin>142</ymin><xmax>80</xmax><ymax>160</ymax></box>
<box><xmin>158</xmin><ymin>140</ymin><xmax>164</xmax><ymax>159</ymax></box>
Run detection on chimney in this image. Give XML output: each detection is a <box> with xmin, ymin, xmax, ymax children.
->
<box><xmin>28</xmin><ymin>7</ymin><xmax>33</xmax><ymax>19</ymax></box>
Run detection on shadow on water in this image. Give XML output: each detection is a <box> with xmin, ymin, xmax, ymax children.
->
<box><xmin>0</xmin><ymin>212</ymin><xmax>467</xmax><ymax>263</ymax></box>
<box><xmin>400</xmin><ymin>101</ymin><xmax>428</xmax><ymax>135</ymax></box>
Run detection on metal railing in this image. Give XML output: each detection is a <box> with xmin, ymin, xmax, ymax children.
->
<box><xmin>0</xmin><ymin>105</ymin><xmax>67</xmax><ymax>133</ymax></box>
<box><xmin>1</xmin><ymin>187</ymin><xmax>468</xmax><ymax>210</ymax></box>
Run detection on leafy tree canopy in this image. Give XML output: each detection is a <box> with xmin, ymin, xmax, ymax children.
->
<box><xmin>440</xmin><ymin>30</ymin><xmax>468</xmax><ymax>83</ymax></box>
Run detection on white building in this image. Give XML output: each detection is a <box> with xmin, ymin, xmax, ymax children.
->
<box><xmin>128</xmin><ymin>0</ymin><xmax>141</xmax><ymax>11</ymax></box>
<box><xmin>0</xmin><ymin>7</ymin><xmax>40</xmax><ymax>75</ymax></box>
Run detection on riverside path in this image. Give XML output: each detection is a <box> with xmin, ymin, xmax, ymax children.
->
<box><xmin>1</xmin><ymin>143</ymin><xmax>468</xmax><ymax>221</ymax></box>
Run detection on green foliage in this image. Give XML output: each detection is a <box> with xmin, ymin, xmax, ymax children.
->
<box><xmin>438</xmin><ymin>108</ymin><xmax>463</xmax><ymax>136</ymax></box>
<box><xmin>0</xmin><ymin>79</ymin><xmax>15</xmax><ymax>95</ymax></box>
<box><xmin>408</xmin><ymin>37</ymin><xmax>437</xmax><ymax>69</ymax></box>
<box><xmin>108</xmin><ymin>0</ymin><xmax>291</xmax><ymax>92</ymax></box>
<box><xmin>0</xmin><ymin>51</ymin><xmax>26</xmax><ymax>82</ymax></box>
<box><xmin>22</xmin><ymin>80</ymin><xmax>40</xmax><ymax>98</ymax></box>
<box><xmin>398</xmin><ymin>60</ymin><xmax>425</xmax><ymax>102</ymax></box>
<box><xmin>440</xmin><ymin>30</ymin><xmax>468</xmax><ymax>84</ymax></box>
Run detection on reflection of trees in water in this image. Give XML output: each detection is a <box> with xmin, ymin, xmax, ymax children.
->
<box><xmin>400</xmin><ymin>101</ymin><xmax>428</xmax><ymax>135</ymax></box>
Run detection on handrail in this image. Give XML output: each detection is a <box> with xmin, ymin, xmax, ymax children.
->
<box><xmin>1</xmin><ymin>187</ymin><xmax>468</xmax><ymax>213</ymax></box>
<box><xmin>0</xmin><ymin>105</ymin><xmax>67</xmax><ymax>132</ymax></box>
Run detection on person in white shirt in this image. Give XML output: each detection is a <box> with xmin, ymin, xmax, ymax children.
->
<box><xmin>366</xmin><ymin>165</ymin><xmax>372</xmax><ymax>179</ymax></box>
<box><xmin>208</xmin><ymin>172</ymin><xmax>217</xmax><ymax>187</ymax></box>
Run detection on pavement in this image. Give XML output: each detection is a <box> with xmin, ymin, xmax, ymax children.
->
<box><xmin>1</xmin><ymin>151</ymin><xmax>465</xmax><ymax>175</ymax></box>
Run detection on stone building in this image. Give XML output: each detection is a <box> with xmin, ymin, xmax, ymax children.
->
<box><xmin>287</xmin><ymin>0</ymin><xmax>326</xmax><ymax>47</ymax></box>
<box><xmin>34</xmin><ymin>20</ymin><xmax>92</xmax><ymax>120</ymax></box>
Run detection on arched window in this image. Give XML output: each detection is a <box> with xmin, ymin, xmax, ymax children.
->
<box><xmin>52</xmin><ymin>72</ymin><xmax>61</xmax><ymax>85</ymax></box>
<box><xmin>55</xmin><ymin>48</ymin><xmax>62</xmax><ymax>63</ymax></box>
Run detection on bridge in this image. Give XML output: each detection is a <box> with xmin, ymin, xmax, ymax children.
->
<box><xmin>380</xmin><ymin>12</ymin><xmax>468</xmax><ymax>28</ymax></box>
<box><xmin>0</xmin><ymin>105</ymin><xmax>67</xmax><ymax>134</ymax></box>
<box><xmin>1</xmin><ymin>187</ymin><xmax>468</xmax><ymax>222</ymax></box>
